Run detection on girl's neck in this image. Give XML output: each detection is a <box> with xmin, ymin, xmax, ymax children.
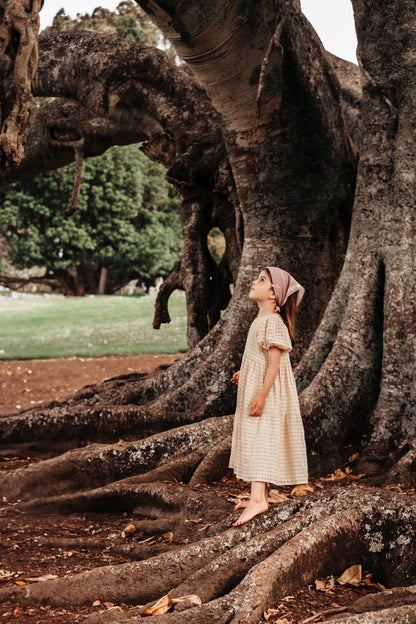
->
<box><xmin>256</xmin><ymin>300</ymin><xmax>277</xmax><ymax>317</ymax></box>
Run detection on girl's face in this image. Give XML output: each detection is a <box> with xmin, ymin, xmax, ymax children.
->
<box><xmin>249</xmin><ymin>270</ymin><xmax>275</xmax><ymax>304</ymax></box>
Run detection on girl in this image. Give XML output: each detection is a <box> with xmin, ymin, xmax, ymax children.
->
<box><xmin>229</xmin><ymin>267</ymin><xmax>308</xmax><ymax>526</ymax></box>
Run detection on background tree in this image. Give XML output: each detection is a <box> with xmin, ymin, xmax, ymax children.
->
<box><xmin>0</xmin><ymin>144</ymin><xmax>181</xmax><ymax>295</ymax></box>
<box><xmin>46</xmin><ymin>1</ymin><xmax>161</xmax><ymax>47</ymax></box>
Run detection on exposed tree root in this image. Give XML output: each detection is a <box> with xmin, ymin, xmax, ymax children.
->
<box><xmin>386</xmin><ymin>440</ymin><xmax>416</xmax><ymax>487</ymax></box>
<box><xmin>0</xmin><ymin>487</ymin><xmax>414</xmax><ymax>624</ymax></box>
<box><xmin>329</xmin><ymin>584</ymin><xmax>416</xmax><ymax>620</ymax></box>
<box><xmin>0</xmin><ymin>416</ymin><xmax>233</xmax><ymax>502</ymax></box>
<box><xmin>189</xmin><ymin>436</ymin><xmax>231</xmax><ymax>486</ymax></box>
<box><xmin>328</xmin><ymin>604</ymin><xmax>416</xmax><ymax>624</ymax></box>
<box><xmin>0</xmin><ymin>0</ymin><xmax>41</xmax><ymax>166</ymax></box>
<box><xmin>0</xmin><ymin>401</ymin><xmax>196</xmax><ymax>449</ymax></box>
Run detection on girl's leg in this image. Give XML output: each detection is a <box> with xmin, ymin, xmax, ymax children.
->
<box><xmin>233</xmin><ymin>481</ymin><xmax>268</xmax><ymax>526</ymax></box>
<box><xmin>234</xmin><ymin>482</ymin><xmax>270</xmax><ymax>510</ymax></box>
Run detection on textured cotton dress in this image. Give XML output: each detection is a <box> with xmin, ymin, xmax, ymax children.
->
<box><xmin>229</xmin><ymin>313</ymin><xmax>308</xmax><ymax>485</ymax></box>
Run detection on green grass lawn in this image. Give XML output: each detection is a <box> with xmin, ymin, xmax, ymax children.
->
<box><xmin>0</xmin><ymin>293</ymin><xmax>187</xmax><ymax>360</ymax></box>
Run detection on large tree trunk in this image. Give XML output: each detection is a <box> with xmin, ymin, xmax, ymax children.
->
<box><xmin>296</xmin><ymin>0</ymin><xmax>416</xmax><ymax>477</ymax></box>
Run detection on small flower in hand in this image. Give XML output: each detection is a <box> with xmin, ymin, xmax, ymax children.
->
<box><xmin>231</xmin><ymin>371</ymin><xmax>240</xmax><ymax>385</ymax></box>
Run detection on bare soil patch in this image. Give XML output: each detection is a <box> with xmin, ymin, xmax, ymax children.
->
<box><xmin>0</xmin><ymin>354</ymin><xmax>183</xmax><ymax>416</ymax></box>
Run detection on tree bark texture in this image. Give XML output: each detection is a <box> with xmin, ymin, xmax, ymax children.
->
<box><xmin>0</xmin><ymin>0</ymin><xmax>41</xmax><ymax>167</ymax></box>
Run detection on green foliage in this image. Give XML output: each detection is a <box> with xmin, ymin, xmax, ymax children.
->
<box><xmin>0</xmin><ymin>146</ymin><xmax>182</xmax><ymax>292</ymax></box>
<box><xmin>207</xmin><ymin>227</ymin><xmax>226</xmax><ymax>265</ymax></box>
<box><xmin>46</xmin><ymin>1</ymin><xmax>161</xmax><ymax>46</ymax></box>
<box><xmin>0</xmin><ymin>2</ymin><xmax>183</xmax><ymax>294</ymax></box>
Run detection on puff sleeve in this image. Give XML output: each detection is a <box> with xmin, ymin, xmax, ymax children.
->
<box><xmin>260</xmin><ymin>315</ymin><xmax>292</xmax><ymax>352</ymax></box>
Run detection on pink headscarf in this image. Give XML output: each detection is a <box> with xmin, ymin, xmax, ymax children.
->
<box><xmin>267</xmin><ymin>267</ymin><xmax>305</xmax><ymax>313</ymax></box>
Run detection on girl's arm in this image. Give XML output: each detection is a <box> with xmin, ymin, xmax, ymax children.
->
<box><xmin>249</xmin><ymin>347</ymin><xmax>281</xmax><ymax>417</ymax></box>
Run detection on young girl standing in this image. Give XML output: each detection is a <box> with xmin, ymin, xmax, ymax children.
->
<box><xmin>229</xmin><ymin>267</ymin><xmax>308</xmax><ymax>526</ymax></box>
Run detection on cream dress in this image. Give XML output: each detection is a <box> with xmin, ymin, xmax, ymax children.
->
<box><xmin>229</xmin><ymin>313</ymin><xmax>308</xmax><ymax>486</ymax></box>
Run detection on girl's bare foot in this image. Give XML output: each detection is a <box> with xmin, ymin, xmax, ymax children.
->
<box><xmin>234</xmin><ymin>500</ymin><xmax>248</xmax><ymax>511</ymax></box>
<box><xmin>232</xmin><ymin>500</ymin><xmax>268</xmax><ymax>526</ymax></box>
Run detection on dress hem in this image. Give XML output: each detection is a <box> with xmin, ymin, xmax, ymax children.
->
<box><xmin>230</xmin><ymin>468</ymin><xmax>308</xmax><ymax>487</ymax></box>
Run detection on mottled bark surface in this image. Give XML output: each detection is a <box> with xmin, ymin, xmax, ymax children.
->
<box><xmin>297</xmin><ymin>0</ymin><xmax>416</xmax><ymax>477</ymax></box>
<box><xmin>0</xmin><ymin>0</ymin><xmax>41</xmax><ymax>166</ymax></box>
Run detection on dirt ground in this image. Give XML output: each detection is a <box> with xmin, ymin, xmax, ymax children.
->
<box><xmin>0</xmin><ymin>354</ymin><xmax>183</xmax><ymax>416</ymax></box>
<box><xmin>0</xmin><ymin>356</ymin><xmax>413</xmax><ymax>623</ymax></box>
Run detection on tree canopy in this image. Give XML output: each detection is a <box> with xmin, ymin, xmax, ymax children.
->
<box><xmin>0</xmin><ymin>144</ymin><xmax>181</xmax><ymax>294</ymax></box>
<box><xmin>45</xmin><ymin>1</ymin><xmax>161</xmax><ymax>47</ymax></box>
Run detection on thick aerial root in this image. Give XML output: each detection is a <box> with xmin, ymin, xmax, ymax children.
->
<box><xmin>12</xmin><ymin>451</ymin><xmax>208</xmax><ymax>515</ymax></box>
<box><xmin>2</xmin><ymin>487</ymin><xmax>414</xmax><ymax>624</ymax></box>
<box><xmin>78</xmin><ymin>489</ymin><xmax>416</xmax><ymax>624</ymax></box>
<box><xmin>328</xmin><ymin>605</ymin><xmax>416</xmax><ymax>624</ymax></box>
<box><xmin>189</xmin><ymin>436</ymin><xmax>231</xmax><ymax>485</ymax></box>
<box><xmin>0</xmin><ymin>402</ymin><xmax>193</xmax><ymax>449</ymax></box>
<box><xmin>0</xmin><ymin>489</ymin><xmax>346</xmax><ymax>607</ymax></box>
<box><xmin>327</xmin><ymin>585</ymin><xmax>416</xmax><ymax>622</ymax></box>
<box><xmin>295</xmin><ymin>261</ymin><xmax>351</xmax><ymax>393</ymax></box>
<box><xmin>12</xmin><ymin>479</ymin><xmax>232</xmax><ymax>523</ymax></box>
<box><xmin>0</xmin><ymin>0</ymin><xmax>41</xmax><ymax>167</ymax></box>
<box><xmin>167</xmin><ymin>495</ymin><xmax>352</xmax><ymax>605</ymax></box>
<box><xmin>385</xmin><ymin>440</ymin><xmax>416</xmax><ymax>487</ymax></box>
<box><xmin>227</xmin><ymin>510</ymin><xmax>363</xmax><ymax>623</ymax></box>
<box><xmin>0</xmin><ymin>416</ymin><xmax>233</xmax><ymax>502</ymax></box>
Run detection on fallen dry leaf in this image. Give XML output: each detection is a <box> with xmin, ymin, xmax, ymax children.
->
<box><xmin>314</xmin><ymin>579</ymin><xmax>328</xmax><ymax>592</ymax></box>
<box><xmin>337</xmin><ymin>564</ymin><xmax>362</xmax><ymax>586</ymax></box>
<box><xmin>14</xmin><ymin>580</ymin><xmax>26</xmax><ymax>586</ymax></box>
<box><xmin>144</xmin><ymin>592</ymin><xmax>202</xmax><ymax>616</ymax></box>
<box><xmin>121</xmin><ymin>523</ymin><xmax>136</xmax><ymax>538</ymax></box>
<box><xmin>264</xmin><ymin>607</ymin><xmax>280</xmax><ymax>621</ymax></box>
<box><xmin>347</xmin><ymin>452</ymin><xmax>360</xmax><ymax>463</ymax></box>
<box><xmin>144</xmin><ymin>593</ymin><xmax>172</xmax><ymax>616</ymax></box>
<box><xmin>344</xmin><ymin>467</ymin><xmax>367</xmax><ymax>480</ymax></box>
<box><xmin>291</xmin><ymin>483</ymin><xmax>314</xmax><ymax>497</ymax></box>
<box><xmin>156</xmin><ymin>532</ymin><xmax>173</xmax><ymax>544</ymax></box>
<box><xmin>269</xmin><ymin>490</ymin><xmax>289</xmax><ymax>503</ymax></box>
<box><xmin>227</xmin><ymin>493</ymin><xmax>250</xmax><ymax>504</ymax></box>
<box><xmin>24</xmin><ymin>574</ymin><xmax>58</xmax><ymax>582</ymax></box>
<box><xmin>92</xmin><ymin>600</ymin><xmax>101</xmax><ymax>607</ymax></box>
<box><xmin>322</xmin><ymin>468</ymin><xmax>348</xmax><ymax>481</ymax></box>
<box><xmin>171</xmin><ymin>594</ymin><xmax>202</xmax><ymax>607</ymax></box>
<box><xmin>384</xmin><ymin>484</ymin><xmax>404</xmax><ymax>492</ymax></box>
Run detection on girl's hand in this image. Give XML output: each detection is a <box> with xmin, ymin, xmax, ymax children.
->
<box><xmin>231</xmin><ymin>371</ymin><xmax>240</xmax><ymax>385</ymax></box>
<box><xmin>249</xmin><ymin>394</ymin><xmax>265</xmax><ymax>417</ymax></box>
